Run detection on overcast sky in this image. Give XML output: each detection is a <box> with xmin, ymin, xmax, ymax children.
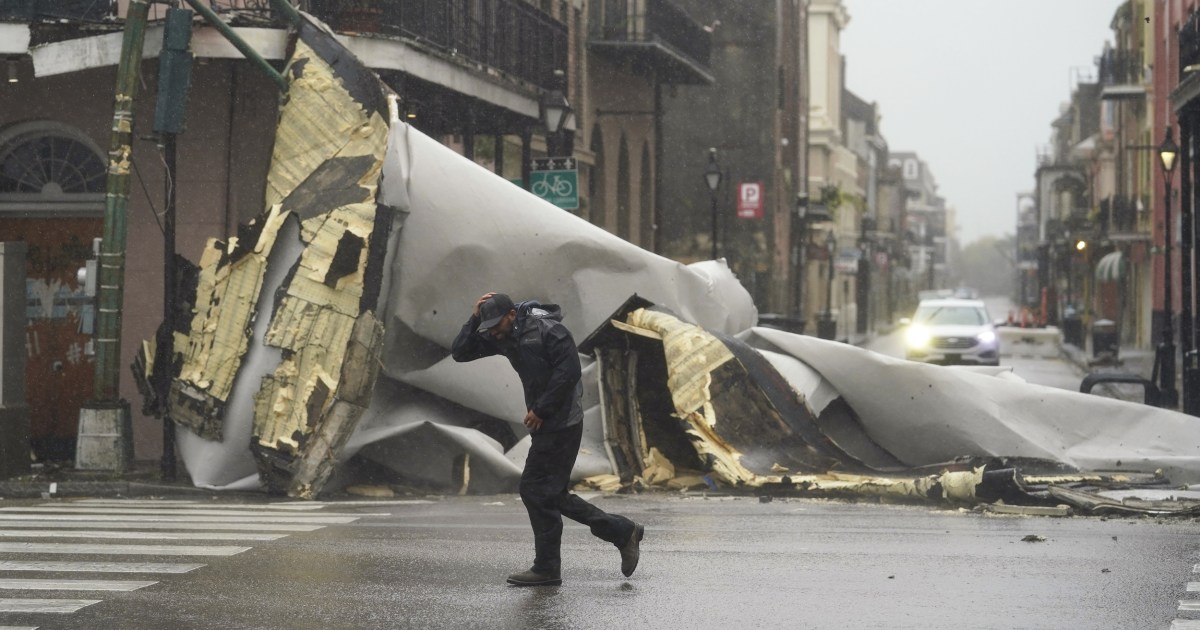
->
<box><xmin>840</xmin><ymin>0</ymin><xmax>1120</xmax><ymax>246</ymax></box>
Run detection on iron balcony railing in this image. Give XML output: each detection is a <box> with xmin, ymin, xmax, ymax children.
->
<box><xmin>588</xmin><ymin>0</ymin><xmax>711</xmax><ymax>71</ymax></box>
<box><xmin>1</xmin><ymin>0</ymin><xmax>567</xmax><ymax>91</ymax></box>
<box><xmin>1099</xmin><ymin>195</ymin><xmax>1140</xmax><ymax>234</ymax></box>
<box><xmin>0</xmin><ymin>0</ymin><xmax>114</xmax><ymax>22</ymax></box>
<box><xmin>1181</xmin><ymin>11</ymin><xmax>1200</xmax><ymax>81</ymax></box>
<box><xmin>307</xmin><ymin>0</ymin><xmax>567</xmax><ymax>90</ymax></box>
<box><xmin>1098</xmin><ymin>47</ymin><xmax>1142</xmax><ymax>86</ymax></box>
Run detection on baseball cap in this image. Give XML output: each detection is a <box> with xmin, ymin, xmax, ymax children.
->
<box><xmin>477</xmin><ymin>293</ymin><xmax>515</xmax><ymax>333</ymax></box>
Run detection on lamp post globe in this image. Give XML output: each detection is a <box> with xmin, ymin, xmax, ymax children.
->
<box><xmin>539</xmin><ymin>69</ymin><xmax>572</xmax><ymax>156</ymax></box>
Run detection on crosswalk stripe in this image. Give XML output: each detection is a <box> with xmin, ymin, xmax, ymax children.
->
<box><xmin>1188</xmin><ymin>582</ymin><xmax>1200</xmax><ymax>592</ymax></box>
<box><xmin>0</xmin><ymin>578</ymin><xmax>156</xmax><ymax>591</ymax></box>
<box><xmin>0</xmin><ymin>561</ymin><xmax>202</xmax><ymax>573</ymax></box>
<box><xmin>1171</xmin><ymin>620</ymin><xmax>1200</xmax><ymax>629</ymax></box>
<box><xmin>1179</xmin><ymin>600</ymin><xmax>1200</xmax><ymax>612</ymax></box>
<box><xmin>0</xmin><ymin>543</ymin><xmax>249</xmax><ymax>556</ymax></box>
<box><xmin>0</xmin><ymin>530</ymin><xmax>286</xmax><ymax>542</ymax></box>
<box><xmin>0</xmin><ymin>625</ymin><xmax>38</xmax><ymax>630</ymax></box>
<box><xmin>0</xmin><ymin>520</ymin><xmax>322</xmax><ymax>532</ymax></box>
<box><xmin>0</xmin><ymin>514</ymin><xmax>354</xmax><ymax>524</ymax></box>
<box><xmin>0</xmin><ymin>598</ymin><xmax>100</xmax><ymax>613</ymax></box>
<box><xmin>53</xmin><ymin>501</ymin><xmax>327</xmax><ymax>511</ymax></box>
<box><xmin>0</xmin><ymin>507</ymin><xmax>380</xmax><ymax>518</ymax></box>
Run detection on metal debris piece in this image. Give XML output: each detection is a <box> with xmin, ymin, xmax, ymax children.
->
<box><xmin>1047</xmin><ymin>485</ymin><xmax>1200</xmax><ymax>516</ymax></box>
<box><xmin>983</xmin><ymin>503</ymin><xmax>1071</xmax><ymax>517</ymax></box>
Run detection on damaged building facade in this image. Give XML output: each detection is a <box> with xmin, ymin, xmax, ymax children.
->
<box><xmin>0</xmin><ymin>0</ymin><xmax>718</xmax><ymax>464</ymax></box>
<box><xmin>5</xmin><ymin>1</ymin><xmax>1200</xmax><ymax>516</ymax></box>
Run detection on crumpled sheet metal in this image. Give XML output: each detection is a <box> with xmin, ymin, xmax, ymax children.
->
<box><xmin>153</xmin><ymin>11</ymin><xmax>760</xmax><ymax>495</ymax></box>
<box><xmin>744</xmin><ymin>327</ymin><xmax>1200</xmax><ymax>484</ymax></box>
<box><xmin>375</xmin><ymin>122</ymin><xmax>758</xmax><ymax>385</ymax></box>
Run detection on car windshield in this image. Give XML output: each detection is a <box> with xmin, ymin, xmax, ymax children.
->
<box><xmin>913</xmin><ymin>306</ymin><xmax>986</xmax><ymax>326</ymax></box>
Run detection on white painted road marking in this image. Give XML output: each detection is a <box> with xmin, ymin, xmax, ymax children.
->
<box><xmin>0</xmin><ymin>543</ymin><xmax>249</xmax><ymax>557</ymax></box>
<box><xmin>1188</xmin><ymin>582</ymin><xmax>1200</xmax><ymax>592</ymax></box>
<box><xmin>0</xmin><ymin>578</ymin><xmax>156</xmax><ymax>591</ymax></box>
<box><xmin>1171</xmin><ymin>620</ymin><xmax>1200</xmax><ymax>629</ymax></box>
<box><xmin>0</xmin><ymin>507</ymin><xmax>379</xmax><ymax>518</ymax></box>
<box><xmin>0</xmin><ymin>514</ymin><xmax>354</xmax><ymax>524</ymax></box>
<box><xmin>0</xmin><ymin>561</ymin><xmax>203</xmax><ymax>573</ymax></box>
<box><xmin>0</xmin><ymin>625</ymin><xmax>38</xmax><ymax>630</ymax></box>
<box><xmin>0</xmin><ymin>530</ymin><xmax>286</xmax><ymax>541</ymax></box>
<box><xmin>55</xmin><ymin>500</ymin><xmax>328</xmax><ymax>511</ymax></box>
<box><xmin>1179</xmin><ymin>600</ymin><xmax>1200</xmax><ymax>612</ymax></box>
<box><xmin>0</xmin><ymin>598</ymin><xmax>100</xmax><ymax>613</ymax></box>
<box><xmin>0</xmin><ymin>520</ymin><xmax>322</xmax><ymax>532</ymax></box>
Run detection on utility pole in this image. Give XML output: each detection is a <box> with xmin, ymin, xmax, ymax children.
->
<box><xmin>77</xmin><ymin>0</ymin><xmax>152</xmax><ymax>470</ymax></box>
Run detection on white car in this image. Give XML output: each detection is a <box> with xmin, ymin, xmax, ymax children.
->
<box><xmin>901</xmin><ymin>298</ymin><xmax>1000</xmax><ymax>366</ymax></box>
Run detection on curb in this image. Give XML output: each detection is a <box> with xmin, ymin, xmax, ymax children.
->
<box><xmin>0</xmin><ymin>480</ymin><xmax>212</xmax><ymax>500</ymax></box>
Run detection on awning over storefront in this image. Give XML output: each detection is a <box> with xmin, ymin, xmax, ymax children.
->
<box><xmin>1095</xmin><ymin>250</ymin><xmax>1127</xmax><ymax>282</ymax></box>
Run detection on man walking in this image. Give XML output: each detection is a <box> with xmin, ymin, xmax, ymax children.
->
<box><xmin>452</xmin><ymin>292</ymin><xmax>644</xmax><ymax>586</ymax></box>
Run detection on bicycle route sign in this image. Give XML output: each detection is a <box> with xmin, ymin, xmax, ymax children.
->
<box><xmin>530</xmin><ymin>157</ymin><xmax>578</xmax><ymax>210</ymax></box>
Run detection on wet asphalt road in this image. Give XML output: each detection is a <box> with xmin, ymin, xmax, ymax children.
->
<box><xmin>3</xmin><ymin>495</ymin><xmax>1197</xmax><ymax>630</ymax></box>
<box><xmin>7</xmin><ymin>298</ymin><xmax>1195</xmax><ymax>629</ymax></box>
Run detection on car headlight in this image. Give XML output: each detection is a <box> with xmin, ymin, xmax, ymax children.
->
<box><xmin>977</xmin><ymin>330</ymin><xmax>997</xmax><ymax>344</ymax></box>
<box><xmin>906</xmin><ymin>325</ymin><xmax>931</xmax><ymax>349</ymax></box>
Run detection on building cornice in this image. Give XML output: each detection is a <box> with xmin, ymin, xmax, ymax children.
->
<box><xmin>25</xmin><ymin>26</ymin><xmax>539</xmax><ymax>120</ymax></box>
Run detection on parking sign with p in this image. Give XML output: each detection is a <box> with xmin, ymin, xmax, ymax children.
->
<box><xmin>737</xmin><ymin>182</ymin><xmax>763</xmax><ymax>219</ymax></box>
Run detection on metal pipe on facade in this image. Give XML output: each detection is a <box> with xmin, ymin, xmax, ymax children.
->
<box><xmin>181</xmin><ymin>0</ymin><xmax>288</xmax><ymax>92</ymax></box>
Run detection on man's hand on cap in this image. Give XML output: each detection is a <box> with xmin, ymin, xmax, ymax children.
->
<box><xmin>474</xmin><ymin>292</ymin><xmax>496</xmax><ymax>318</ymax></box>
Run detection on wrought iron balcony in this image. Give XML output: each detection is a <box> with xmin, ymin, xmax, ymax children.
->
<box><xmin>0</xmin><ymin>0</ymin><xmax>113</xmax><ymax>22</ymax></box>
<box><xmin>1098</xmin><ymin>47</ymin><xmax>1144</xmax><ymax>100</ymax></box>
<box><xmin>587</xmin><ymin>0</ymin><xmax>713</xmax><ymax>85</ymax></box>
<box><xmin>1098</xmin><ymin>195</ymin><xmax>1143</xmax><ymax>237</ymax></box>
<box><xmin>306</xmin><ymin>0</ymin><xmax>568</xmax><ymax>91</ymax></box>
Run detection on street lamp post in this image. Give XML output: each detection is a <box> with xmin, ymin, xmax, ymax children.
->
<box><xmin>818</xmin><ymin>231</ymin><xmax>837</xmax><ymax>340</ymax></box>
<box><xmin>1180</xmin><ymin>118</ymin><xmax>1200</xmax><ymax>416</ymax></box>
<box><xmin>704</xmin><ymin>148</ymin><xmax>722</xmax><ymax>260</ymax></box>
<box><xmin>795</xmin><ymin>193</ymin><xmax>808</xmax><ymax>323</ymax></box>
<box><xmin>539</xmin><ymin>69</ymin><xmax>573</xmax><ymax>157</ymax></box>
<box><xmin>1160</xmin><ymin>126</ymin><xmax>1180</xmax><ymax>408</ymax></box>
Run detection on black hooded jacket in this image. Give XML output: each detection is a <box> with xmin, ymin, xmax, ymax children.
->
<box><xmin>451</xmin><ymin>300</ymin><xmax>584</xmax><ymax>434</ymax></box>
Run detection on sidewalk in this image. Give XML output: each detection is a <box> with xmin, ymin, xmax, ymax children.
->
<box><xmin>0</xmin><ymin>459</ymin><xmax>210</xmax><ymax>500</ymax></box>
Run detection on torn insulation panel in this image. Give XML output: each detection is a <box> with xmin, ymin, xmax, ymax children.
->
<box><xmin>168</xmin><ymin>204</ymin><xmax>290</xmax><ymax>440</ymax></box>
<box><xmin>581</xmin><ymin>299</ymin><xmax>899</xmax><ymax>489</ymax></box>
<box><xmin>148</xmin><ymin>14</ymin><xmax>395</xmax><ymax>496</ymax></box>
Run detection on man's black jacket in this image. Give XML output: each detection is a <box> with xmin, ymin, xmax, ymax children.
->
<box><xmin>451</xmin><ymin>300</ymin><xmax>584</xmax><ymax>434</ymax></box>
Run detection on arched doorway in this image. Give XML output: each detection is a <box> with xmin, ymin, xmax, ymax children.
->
<box><xmin>639</xmin><ymin>142</ymin><xmax>652</xmax><ymax>249</ymax></box>
<box><xmin>617</xmin><ymin>133</ymin><xmax>630</xmax><ymax>239</ymax></box>
<box><xmin>0</xmin><ymin>121</ymin><xmax>106</xmax><ymax>461</ymax></box>
<box><xmin>589</xmin><ymin>124</ymin><xmax>606</xmax><ymax>227</ymax></box>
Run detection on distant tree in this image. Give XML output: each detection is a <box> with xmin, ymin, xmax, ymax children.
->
<box><xmin>955</xmin><ymin>234</ymin><xmax>1015</xmax><ymax>298</ymax></box>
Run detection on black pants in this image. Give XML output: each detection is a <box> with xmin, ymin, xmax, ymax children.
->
<box><xmin>520</xmin><ymin>422</ymin><xmax>634</xmax><ymax>575</ymax></box>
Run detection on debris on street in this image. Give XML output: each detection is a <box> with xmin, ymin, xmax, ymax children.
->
<box><xmin>135</xmin><ymin>11</ymin><xmax>1200</xmax><ymax>518</ymax></box>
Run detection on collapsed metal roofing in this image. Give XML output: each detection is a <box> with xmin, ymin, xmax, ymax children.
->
<box><xmin>136</xmin><ymin>12</ymin><xmax>1200</xmax><ymax>516</ymax></box>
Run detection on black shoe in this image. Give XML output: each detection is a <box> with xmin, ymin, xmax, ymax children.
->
<box><xmin>506</xmin><ymin>568</ymin><xmax>562</xmax><ymax>587</ymax></box>
<box><xmin>619</xmin><ymin>523</ymin><xmax>644</xmax><ymax>577</ymax></box>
